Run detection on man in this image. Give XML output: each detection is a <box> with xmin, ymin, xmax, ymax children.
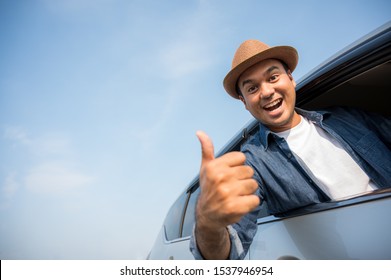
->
<box><xmin>190</xmin><ymin>39</ymin><xmax>391</xmax><ymax>260</ymax></box>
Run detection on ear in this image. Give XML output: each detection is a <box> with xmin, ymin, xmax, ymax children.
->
<box><xmin>287</xmin><ymin>70</ymin><xmax>296</xmax><ymax>88</ymax></box>
<box><xmin>239</xmin><ymin>95</ymin><xmax>249</xmax><ymax>110</ymax></box>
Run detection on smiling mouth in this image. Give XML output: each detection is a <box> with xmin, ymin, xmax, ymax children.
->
<box><xmin>263</xmin><ymin>98</ymin><xmax>283</xmax><ymax>111</ymax></box>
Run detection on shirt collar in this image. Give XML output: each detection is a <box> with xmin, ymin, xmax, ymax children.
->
<box><xmin>258</xmin><ymin>108</ymin><xmax>328</xmax><ymax>150</ymax></box>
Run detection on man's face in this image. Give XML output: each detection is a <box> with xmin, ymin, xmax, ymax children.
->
<box><xmin>237</xmin><ymin>59</ymin><xmax>301</xmax><ymax>132</ymax></box>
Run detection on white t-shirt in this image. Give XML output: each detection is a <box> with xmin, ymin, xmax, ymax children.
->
<box><xmin>274</xmin><ymin>116</ymin><xmax>377</xmax><ymax>200</ymax></box>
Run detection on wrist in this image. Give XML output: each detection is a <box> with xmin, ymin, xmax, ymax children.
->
<box><xmin>194</xmin><ymin>221</ymin><xmax>231</xmax><ymax>260</ymax></box>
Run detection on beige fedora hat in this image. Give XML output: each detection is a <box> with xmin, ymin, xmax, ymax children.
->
<box><xmin>223</xmin><ymin>40</ymin><xmax>298</xmax><ymax>99</ymax></box>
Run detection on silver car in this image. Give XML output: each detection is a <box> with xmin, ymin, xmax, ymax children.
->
<box><xmin>148</xmin><ymin>21</ymin><xmax>391</xmax><ymax>260</ymax></box>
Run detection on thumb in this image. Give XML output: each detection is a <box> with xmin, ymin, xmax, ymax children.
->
<box><xmin>196</xmin><ymin>130</ymin><xmax>215</xmax><ymax>166</ymax></box>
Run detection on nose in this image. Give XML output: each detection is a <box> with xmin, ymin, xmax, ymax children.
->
<box><xmin>259</xmin><ymin>83</ymin><xmax>274</xmax><ymax>99</ymax></box>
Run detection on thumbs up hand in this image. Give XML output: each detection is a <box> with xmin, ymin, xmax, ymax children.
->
<box><xmin>195</xmin><ymin>131</ymin><xmax>260</xmax><ymax>232</ymax></box>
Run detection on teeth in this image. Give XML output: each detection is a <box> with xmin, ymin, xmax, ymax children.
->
<box><xmin>264</xmin><ymin>99</ymin><xmax>282</xmax><ymax>110</ymax></box>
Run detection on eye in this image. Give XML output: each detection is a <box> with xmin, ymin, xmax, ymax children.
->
<box><xmin>247</xmin><ymin>85</ymin><xmax>258</xmax><ymax>94</ymax></box>
<box><xmin>269</xmin><ymin>74</ymin><xmax>279</xmax><ymax>82</ymax></box>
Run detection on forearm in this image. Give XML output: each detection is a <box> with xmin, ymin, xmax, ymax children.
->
<box><xmin>195</xmin><ymin>223</ymin><xmax>231</xmax><ymax>260</ymax></box>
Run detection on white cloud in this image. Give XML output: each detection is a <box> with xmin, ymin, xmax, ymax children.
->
<box><xmin>33</xmin><ymin>132</ymin><xmax>73</xmax><ymax>158</ymax></box>
<box><xmin>25</xmin><ymin>162</ymin><xmax>94</xmax><ymax>194</ymax></box>
<box><xmin>40</xmin><ymin>0</ymin><xmax>114</xmax><ymax>16</ymax></box>
<box><xmin>7</xmin><ymin>127</ymin><xmax>72</xmax><ymax>157</ymax></box>
<box><xmin>2</xmin><ymin>172</ymin><xmax>19</xmax><ymax>197</ymax></box>
<box><xmin>4</xmin><ymin>126</ymin><xmax>32</xmax><ymax>146</ymax></box>
<box><xmin>131</xmin><ymin>4</ymin><xmax>223</xmax><ymax>150</ymax></box>
<box><xmin>156</xmin><ymin>7</ymin><xmax>221</xmax><ymax>81</ymax></box>
<box><xmin>1</xmin><ymin>172</ymin><xmax>20</xmax><ymax>207</ymax></box>
<box><xmin>3</xmin><ymin>126</ymin><xmax>94</xmax><ymax>195</ymax></box>
<box><xmin>159</xmin><ymin>40</ymin><xmax>215</xmax><ymax>79</ymax></box>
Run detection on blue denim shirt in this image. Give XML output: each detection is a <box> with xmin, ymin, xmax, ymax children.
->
<box><xmin>190</xmin><ymin>107</ymin><xmax>391</xmax><ymax>260</ymax></box>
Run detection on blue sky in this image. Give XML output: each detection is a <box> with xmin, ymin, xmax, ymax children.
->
<box><xmin>1</xmin><ymin>0</ymin><xmax>390</xmax><ymax>259</ymax></box>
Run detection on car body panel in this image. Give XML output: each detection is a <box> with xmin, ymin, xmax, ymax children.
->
<box><xmin>148</xmin><ymin>228</ymin><xmax>192</xmax><ymax>260</ymax></box>
<box><xmin>250</xmin><ymin>191</ymin><xmax>391</xmax><ymax>259</ymax></box>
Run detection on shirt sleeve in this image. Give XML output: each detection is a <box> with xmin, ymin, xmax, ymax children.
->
<box><xmin>331</xmin><ymin>107</ymin><xmax>391</xmax><ymax>146</ymax></box>
<box><xmin>189</xmin><ymin>224</ymin><xmax>246</xmax><ymax>260</ymax></box>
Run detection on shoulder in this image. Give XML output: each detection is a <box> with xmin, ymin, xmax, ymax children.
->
<box><xmin>320</xmin><ymin>106</ymin><xmax>378</xmax><ymax>122</ymax></box>
<box><xmin>319</xmin><ymin>106</ymin><xmax>391</xmax><ymax>134</ymax></box>
<box><xmin>240</xmin><ymin>123</ymin><xmax>265</xmax><ymax>153</ymax></box>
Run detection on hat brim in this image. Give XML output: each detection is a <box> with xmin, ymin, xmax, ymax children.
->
<box><xmin>223</xmin><ymin>46</ymin><xmax>298</xmax><ymax>99</ymax></box>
